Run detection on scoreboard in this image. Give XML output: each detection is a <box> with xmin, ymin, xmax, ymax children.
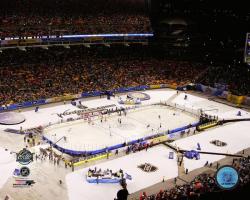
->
<box><xmin>244</xmin><ymin>33</ymin><xmax>250</xmax><ymax>64</ymax></box>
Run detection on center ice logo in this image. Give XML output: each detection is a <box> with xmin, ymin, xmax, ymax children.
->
<box><xmin>138</xmin><ymin>163</ymin><xmax>158</xmax><ymax>173</ymax></box>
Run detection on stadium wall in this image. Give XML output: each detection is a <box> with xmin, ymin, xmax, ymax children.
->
<box><xmin>195</xmin><ymin>84</ymin><xmax>250</xmax><ymax>106</ymax></box>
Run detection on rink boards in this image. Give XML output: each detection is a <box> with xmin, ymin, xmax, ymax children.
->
<box><xmin>43</xmin><ymin>104</ymin><xmax>199</xmax><ymax>155</ymax></box>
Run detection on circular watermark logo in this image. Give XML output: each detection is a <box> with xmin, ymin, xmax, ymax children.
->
<box><xmin>20</xmin><ymin>167</ymin><xmax>30</xmax><ymax>177</ymax></box>
<box><xmin>16</xmin><ymin>149</ymin><xmax>33</xmax><ymax>165</ymax></box>
<box><xmin>215</xmin><ymin>165</ymin><xmax>239</xmax><ymax>190</ymax></box>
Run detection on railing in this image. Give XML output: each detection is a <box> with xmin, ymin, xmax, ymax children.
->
<box><xmin>0</xmin><ymin>33</ymin><xmax>153</xmax><ymax>49</ymax></box>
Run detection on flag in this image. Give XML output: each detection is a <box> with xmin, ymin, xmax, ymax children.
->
<box><xmin>125</xmin><ymin>173</ymin><xmax>132</xmax><ymax>180</ymax></box>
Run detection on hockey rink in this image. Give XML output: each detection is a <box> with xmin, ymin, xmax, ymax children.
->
<box><xmin>44</xmin><ymin>105</ymin><xmax>197</xmax><ymax>151</ymax></box>
<box><xmin>66</xmin><ymin>145</ymin><xmax>178</xmax><ymax>200</ymax></box>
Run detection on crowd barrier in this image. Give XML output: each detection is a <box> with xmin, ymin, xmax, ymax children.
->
<box><xmin>195</xmin><ymin>83</ymin><xmax>250</xmax><ymax>106</ymax></box>
<box><xmin>1</xmin><ymin>34</ymin><xmax>153</xmax><ymax>48</ymax></box>
<box><xmin>0</xmin><ymin>84</ymin><xmax>180</xmax><ymax>112</ymax></box>
<box><xmin>147</xmin><ymin>135</ymin><xmax>168</xmax><ymax>144</ymax></box>
<box><xmin>0</xmin><ymin>99</ymin><xmax>46</xmax><ymax>112</ymax></box>
<box><xmin>150</xmin><ymin>83</ymin><xmax>178</xmax><ymax>90</ymax></box>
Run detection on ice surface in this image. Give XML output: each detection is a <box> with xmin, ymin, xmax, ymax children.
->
<box><xmin>44</xmin><ymin>105</ymin><xmax>197</xmax><ymax>151</ymax></box>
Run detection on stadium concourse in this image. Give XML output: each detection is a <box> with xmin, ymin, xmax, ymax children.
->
<box><xmin>0</xmin><ymin>89</ymin><xmax>250</xmax><ymax>200</ymax></box>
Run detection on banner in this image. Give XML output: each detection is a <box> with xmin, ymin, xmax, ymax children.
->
<box><xmin>148</xmin><ymin>135</ymin><xmax>167</xmax><ymax>144</ymax></box>
<box><xmin>195</xmin><ymin>84</ymin><xmax>250</xmax><ymax>106</ymax></box>
<box><xmin>149</xmin><ymin>85</ymin><xmax>161</xmax><ymax>89</ymax></box>
<box><xmin>227</xmin><ymin>93</ymin><xmax>246</xmax><ymax>105</ymax></box>
<box><xmin>73</xmin><ymin>153</ymin><xmax>112</xmax><ymax>167</ymax></box>
<box><xmin>197</xmin><ymin>121</ymin><xmax>218</xmax><ymax>131</ymax></box>
<box><xmin>243</xmin><ymin>97</ymin><xmax>250</xmax><ymax>106</ymax></box>
<box><xmin>168</xmin><ymin>84</ymin><xmax>177</xmax><ymax>90</ymax></box>
<box><xmin>218</xmin><ymin>91</ymin><xmax>229</xmax><ymax>99</ymax></box>
<box><xmin>46</xmin><ymin>94</ymin><xmax>81</xmax><ymax>104</ymax></box>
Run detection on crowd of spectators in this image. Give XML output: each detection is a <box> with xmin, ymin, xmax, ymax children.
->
<box><xmin>0</xmin><ymin>0</ymin><xmax>152</xmax><ymax>39</ymax></box>
<box><xmin>0</xmin><ymin>14</ymin><xmax>152</xmax><ymax>38</ymax></box>
<box><xmin>0</xmin><ymin>46</ymin><xmax>204</xmax><ymax>106</ymax></box>
<box><xmin>140</xmin><ymin>156</ymin><xmax>250</xmax><ymax>200</ymax></box>
<box><xmin>198</xmin><ymin>63</ymin><xmax>250</xmax><ymax>96</ymax></box>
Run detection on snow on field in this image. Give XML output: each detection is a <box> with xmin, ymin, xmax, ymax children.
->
<box><xmin>0</xmin><ymin>147</ymin><xmax>16</xmax><ymax>189</ymax></box>
<box><xmin>66</xmin><ymin>145</ymin><xmax>178</xmax><ymax>200</ymax></box>
<box><xmin>0</xmin><ymin>104</ymin><xmax>81</xmax><ymax>131</ymax></box>
<box><xmin>173</xmin><ymin>121</ymin><xmax>250</xmax><ymax>171</ymax></box>
<box><xmin>172</xmin><ymin>93</ymin><xmax>250</xmax><ymax>120</ymax></box>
